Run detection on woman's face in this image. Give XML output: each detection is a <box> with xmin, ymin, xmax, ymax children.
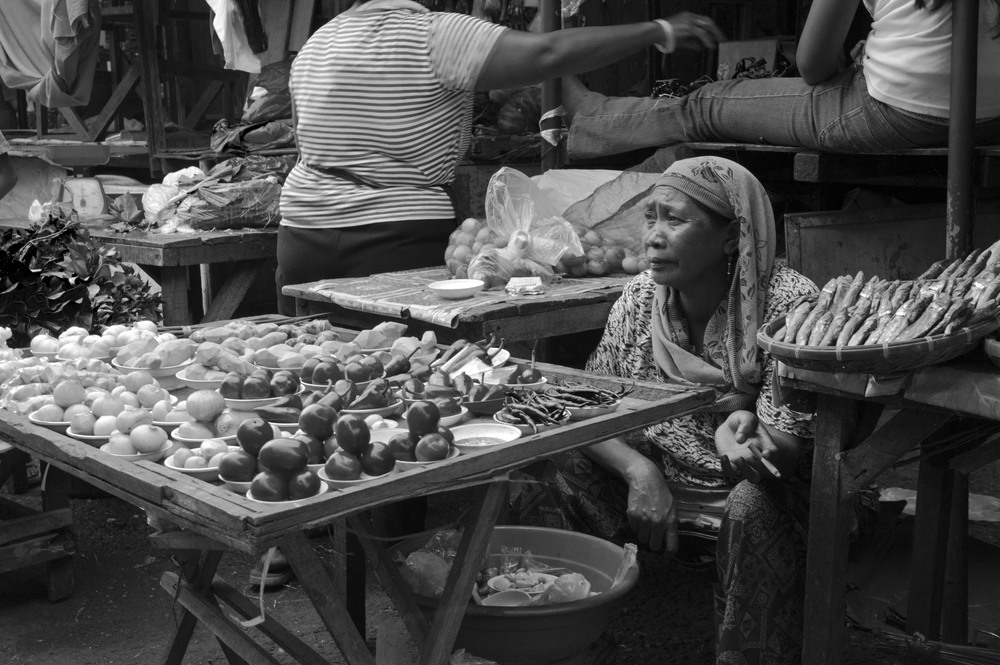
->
<box><xmin>642</xmin><ymin>185</ymin><xmax>736</xmax><ymax>290</ymax></box>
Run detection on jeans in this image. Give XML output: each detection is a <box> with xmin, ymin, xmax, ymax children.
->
<box><xmin>568</xmin><ymin>65</ymin><xmax>1000</xmax><ymax>159</ymax></box>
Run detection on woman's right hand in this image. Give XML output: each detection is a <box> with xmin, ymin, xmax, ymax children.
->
<box><xmin>667</xmin><ymin>12</ymin><xmax>726</xmax><ymax>51</ymax></box>
<box><xmin>625</xmin><ymin>463</ymin><xmax>678</xmax><ymax>555</ymax></box>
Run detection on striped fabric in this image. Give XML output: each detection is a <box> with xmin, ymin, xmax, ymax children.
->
<box><xmin>0</xmin><ymin>130</ymin><xmax>8</xmax><ymax>154</ymax></box>
<box><xmin>280</xmin><ymin>4</ymin><xmax>506</xmax><ymax>229</ymax></box>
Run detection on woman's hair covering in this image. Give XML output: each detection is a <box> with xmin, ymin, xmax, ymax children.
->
<box><xmin>658</xmin><ymin>156</ymin><xmax>776</xmax><ymax>394</ymax></box>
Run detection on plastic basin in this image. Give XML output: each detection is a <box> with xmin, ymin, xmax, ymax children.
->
<box><xmin>394</xmin><ymin>526</ymin><xmax>639</xmax><ymax>665</ymax></box>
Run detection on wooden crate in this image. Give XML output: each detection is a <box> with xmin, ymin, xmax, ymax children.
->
<box><xmin>784</xmin><ymin>201</ymin><xmax>1000</xmax><ymax>285</ymax></box>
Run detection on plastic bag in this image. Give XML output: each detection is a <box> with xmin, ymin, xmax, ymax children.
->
<box><xmin>450</xmin><ymin>649</ymin><xmax>500</xmax><ymax>665</ymax></box>
<box><xmin>142</xmin><ymin>183</ymin><xmax>181</xmax><ymax>225</ymax></box>
<box><xmin>469</xmin><ymin>167</ymin><xmax>584</xmax><ymax>288</ymax></box>
<box><xmin>538</xmin><ymin>572</ymin><xmax>591</xmax><ymax>604</ymax></box>
<box><xmin>162</xmin><ymin>166</ymin><xmax>206</xmax><ymax>188</ymax></box>
<box><xmin>398</xmin><ymin>550</ymin><xmax>452</xmax><ymax>598</ymax></box>
<box><xmin>242</xmin><ymin>59</ymin><xmax>293</xmax><ymax>123</ymax></box>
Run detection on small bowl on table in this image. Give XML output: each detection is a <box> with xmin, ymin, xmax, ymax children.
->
<box><xmin>464</xmin><ymin>397</ymin><xmax>506</xmax><ymax>416</ymax></box>
<box><xmin>65</xmin><ymin>429</ymin><xmax>111</xmax><ymax>447</ymax></box>
<box><xmin>111</xmin><ymin>358</ymin><xmax>194</xmax><ymax>379</ymax></box>
<box><xmin>565</xmin><ymin>400</ymin><xmax>623</xmax><ymax>421</ymax></box>
<box><xmin>220</xmin><ymin>387</ymin><xmax>303</xmax><ymax>412</ymax></box>
<box><xmin>493</xmin><ymin>408</ymin><xmax>570</xmax><ymax>436</ymax></box>
<box><xmin>218</xmin><ymin>476</ymin><xmax>254</xmax><ymax>494</ymax></box>
<box><xmin>170</xmin><ymin>431</ymin><xmax>237</xmax><ymax>449</ymax></box>
<box><xmin>27</xmin><ymin>411</ymin><xmax>71</xmax><ymax>434</ymax></box>
<box><xmin>175</xmin><ymin>368</ymin><xmax>226</xmax><ymax>391</ymax></box>
<box><xmin>450</xmin><ymin>423</ymin><xmax>522</xmax><ymax>455</ymax></box>
<box><xmin>163</xmin><ymin>450</ymin><xmax>232</xmax><ymax>482</ymax></box>
<box><xmin>316</xmin><ymin>468</ymin><xmax>390</xmax><ymax>490</ymax></box>
<box><xmin>341</xmin><ymin>399</ymin><xmax>404</xmax><ymax>419</ymax></box>
<box><xmin>427</xmin><ymin>279</ymin><xmax>485</xmax><ymax>300</ymax></box>
<box><xmin>438</xmin><ymin>406</ymin><xmax>469</xmax><ymax>428</ymax></box>
<box><xmin>246</xmin><ymin>483</ymin><xmax>329</xmax><ymax>505</ymax></box>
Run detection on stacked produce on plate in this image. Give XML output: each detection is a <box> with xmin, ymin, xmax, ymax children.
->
<box><xmin>773</xmin><ymin>250</ymin><xmax>1000</xmax><ymax>348</ymax></box>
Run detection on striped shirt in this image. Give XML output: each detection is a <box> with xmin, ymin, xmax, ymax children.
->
<box><xmin>280</xmin><ymin>1</ymin><xmax>507</xmax><ymax>229</ymax></box>
<box><xmin>0</xmin><ymin>130</ymin><xmax>8</xmax><ymax>154</ymax></box>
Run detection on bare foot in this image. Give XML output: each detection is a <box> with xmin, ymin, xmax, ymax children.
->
<box><xmin>560</xmin><ymin>75</ymin><xmax>600</xmax><ymax>125</ymax></box>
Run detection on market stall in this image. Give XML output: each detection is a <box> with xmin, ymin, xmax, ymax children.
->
<box><xmin>0</xmin><ymin>318</ymin><xmax>715</xmax><ymax>665</ymax></box>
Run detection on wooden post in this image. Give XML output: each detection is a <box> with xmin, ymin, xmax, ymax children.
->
<box><xmin>539</xmin><ymin>0</ymin><xmax>565</xmax><ymax>172</ymax></box>
<box><xmin>945</xmin><ymin>0</ymin><xmax>978</xmax><ymax>259</ymax></box>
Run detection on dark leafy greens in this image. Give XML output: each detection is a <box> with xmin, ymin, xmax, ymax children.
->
<box><xmin>0</xmin><ymin>210</ymin><xmax>162</xmax><ymax>347</ymax></box>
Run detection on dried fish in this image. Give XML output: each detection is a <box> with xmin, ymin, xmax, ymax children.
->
<box><xmin>833</xmin><ymin>271</ymin><xmax>866</xmax><ymax>314</ymax></box>
<box><xmin>782</xmin><ymin>299</ymin><xmax>816</xmax><ymax>343</ymax></box>
<box><xmin>895</xmin><ymin>293</ymin><xmax>950</xmax><ymax>341</ymax></box>
<box><xmin>847</xmin><ymin>314</ymin><xmax>880</xmax><ymax>346</ymax></box>
<box><xmin>806</xmin><ymin>310</ymin><xmax>835</xmax><ymax>346</ymax></box>
<box><xmin>795</xmin><ymin>278</ymin><xmax>837</xmax><ymax>345</ymax></box>
<box><xmin>819</xmin><ymin>306</ymin><xmax>853</xmax><ymax>346</ymax></box>
<box><xmin>916</xmin><ymin>259</ymin><xmax>949</xmax><ymax>280</ymax></box>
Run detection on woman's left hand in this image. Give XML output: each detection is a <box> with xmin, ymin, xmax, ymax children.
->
<box><xmin>715</xmin><ymin>410</ymin><xmax>781</xmax><ymax>483</ymax></box>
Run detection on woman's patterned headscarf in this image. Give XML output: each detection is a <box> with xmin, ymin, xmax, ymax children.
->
<box><xmin>652</xmin><ymin>156</ymin><xmax>776</xmax><ymax>398</ymax></box>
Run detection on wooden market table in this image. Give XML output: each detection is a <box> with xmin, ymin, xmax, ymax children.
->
<box><xmin>284</xmin><ymin>267</ymin><xmax>631</xmax><ymax>348</ymax></box>
<box><xmin>779</xmin><ymin>358</ymin><xmax>1000</xmax><ymax>664</ymax></box>
<box><xmin>0</xmin><ymin>219</ymin><xmax>277</xmax><ymax>327</ymax></box>
<box><xmin>0</xmin><ymin>363</ymin><xmax>713</xmax><ymax>665</ymax></box>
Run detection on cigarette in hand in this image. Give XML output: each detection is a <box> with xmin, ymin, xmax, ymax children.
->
<box><xmin>748</xmin><ymin>444</ymin><xmax>782</xmax><ymax>479</ymax></box>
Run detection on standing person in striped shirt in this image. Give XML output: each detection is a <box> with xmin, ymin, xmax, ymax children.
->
<box><xmin>275</xmin><ymin>0</ymin><xmax>724</xmax><ymax>315</ymax></box>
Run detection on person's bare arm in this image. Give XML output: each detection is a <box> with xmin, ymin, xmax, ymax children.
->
<box><xmin>0</xmin><ymin>154</ymin><xmax>16</xmax><ymax>201</ymax></box>
<box><xmin>475</xmin><ymin>12</ymin><xmax>725</xmax><ymax>91</ymax></box>
<box><xmin>796</xmin><ymin>0</ymin><xmax>862</xmax><ymax>84</ymax></box>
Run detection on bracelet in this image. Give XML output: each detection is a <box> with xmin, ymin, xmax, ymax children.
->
<box><xmin>653</xmin><ymin>19</ymin><xmax>676</xmax><ymax>54</ymax></box>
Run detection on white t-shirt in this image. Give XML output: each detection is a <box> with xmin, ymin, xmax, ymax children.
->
<box><xmin>863</xmin><ymin>0</ymin><xmax>1000</xmax><ymax>119</ymax></box>
<box><xmin>281</xmin><ymin>1</ymin><xmax>506</xmax><ymax>229</ymax></box>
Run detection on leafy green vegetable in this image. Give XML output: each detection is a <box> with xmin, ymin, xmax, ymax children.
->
<box><xmin>0</xmin><ymin>209</ymin><xmax>162</xmax><ymax>347</ymax></box>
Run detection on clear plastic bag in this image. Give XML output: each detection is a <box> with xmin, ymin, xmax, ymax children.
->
<box><xmin>538</xmin><ymin>572</ymin><xmax>592</xmax><ymax>604</ymax></box>
<box><xmin>471</xmin><ymin>167</ymin><xmax>584</xmax><ymax>288</ymax></box>
<box><xmin>398</xmin><ymin>550</ymin><xmax>452</xmax><ymax>598</ymax></box>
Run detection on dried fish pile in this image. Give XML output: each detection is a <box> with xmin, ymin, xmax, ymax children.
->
<box><xmin>774</xmin><ymin>249</ymin><xmax>1000</xmax><ymax>347</ymax></box>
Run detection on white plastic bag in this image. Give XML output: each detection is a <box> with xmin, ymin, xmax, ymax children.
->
<box><xmin>471</xmin><ymin>168</ymin><xmax>585</xmax><ymax>288</ymax></box>
<box><xmin>204</xmin><ymin>0</ymin><xmax>261</xmax><ymax>73</ymax></box>
<box><xmin>162</xmin><ymin>166</ymin><xmax>206</xmax><ymax>188</ymax></box>
<box><xmin>142</xmin><ymin>183</ymin><xmax>181</xmax><ymax>225</ymax></box>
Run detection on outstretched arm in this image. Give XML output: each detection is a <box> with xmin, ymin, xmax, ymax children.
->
<box><xmin>476</xmin><ymin>12</ymin><xmax>725</xmax><ymax>91</ymax></box>
<box><xmin>796</xmin><ymin>0</ymin><xmax>862</xmax><ymax>84</ymax></box>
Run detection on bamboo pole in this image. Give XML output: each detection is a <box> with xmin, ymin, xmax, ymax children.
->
<box><xmin>945</xmin><ymin>1</ymin><xmax>979</xmax><ymax>259</ymax></box>
<box><xmin>539</xmin><ymin>0</ymin><xmax>565</xmax><ymax>172</ymax></box>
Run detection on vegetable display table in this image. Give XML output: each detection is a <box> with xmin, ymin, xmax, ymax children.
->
<box><xmin>0</xmin><ymin>362</ymin><xmax>713</xmax><ymax>665</ymax></box>
<box><xmin>284</xmin><ymin>267</ymin><xmax>632</xmax><ymax>347</ymax></box>
<box><xmin>779</xmin><ymin>358</ymin><xmax>1000</xmax><ymax>664</ymax></box>
<box><xmin>0</xmin><ymin>219</ymin><xmax>277</xmax><ymax>327</ymax></box>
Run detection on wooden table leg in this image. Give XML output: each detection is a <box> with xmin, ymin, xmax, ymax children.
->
<box><xmin>942</xmin><ymin>473</ymin><xmax>969</xmax><ymax>643</ymax></box>
<box><xmin>802</xmin><ymin>394</ymin><xmax>859</xmax><ymax>665</ymax></box>
<box><xmin>280</xmin><ymin>530</ymin><xmax>376</xmax><ymax>665</ymax></box>
<box><xmin>202</xmin><ymin>261</ymin><xmax>264</xmax><ymax>323</ymax></box>
<box><xmin>160</xmin><ymin>549</ymin><xmax>239</xmax><ymax>665</ymax></box>
<box><xmin>159</xmin><ymin>265</ymin><xmax>190</xmax><ymax>326</ymax></box>
<box><xmin>418</xmin><ymin>481</ymin><xmax>508</xmax><ymax>665</ymax></box>
<box><xmin>39</xmin><ymin>465</ymin><xmax>74</xmax><ymax>602</ymax></box>
<box><xmin>907</xmin><ymin>453</ymin><xmax>957</xmax><ymax>640</ymax></box>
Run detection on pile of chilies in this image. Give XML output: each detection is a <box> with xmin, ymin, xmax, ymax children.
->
<box><xmin>495</xmin><ymin>383</ymin><xmax>632</xmax><ymax>433</ymax></box>
<box><xmin>775</xmin><ymin>249</ymin><xmax>1000</xmax><ymax>348</ymax></box>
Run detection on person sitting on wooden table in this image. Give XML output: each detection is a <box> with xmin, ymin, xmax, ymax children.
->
<box><xmin>509</xmin><ymin>156</ymin><xmax>876</xmax><ymax>664</ymax></box>
<box><xmin>0</xmin><ymin>130</ymin><xmax>17</xmax><ymax>201</ymax></box>
<box><xmin>274</xmin><ymin>0</ymin><xmax>725</xmax><ymax>315</ymax></box>
<box><xmin>560</xmin><ymin>0</ymin><xmax>1000</xmax><ymax>166</ymax></box>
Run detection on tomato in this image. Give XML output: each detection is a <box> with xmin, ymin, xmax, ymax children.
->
<box><xmin>298</xmin><ymin>403</ymin><xmax>338</xmax><ymax>440</ymax></box>
<box><xmin>237</xmin><ymin>418</ymin><xmax>276</xmax><ymax>456</ymax></box>
<box><xmin>293</xmin><ymin>433</ymin><xmax>325</xmax><ymax>464</ymax></box>
<box><xmin>361</xmin><ymin>441</ymin><xmax>395</xmax><ymax>476</ymax></box>
<box><xmin>300</xmin><ymin>357</ymin><xmax>322</xmax><ymax>384</ymax></box>
<box><xmin>325</xmin><ymin>451</ymin><xmax>362</xmax><ymax>480</ymax></box>
<box><xmin>258</xmin><ymin>438</ymin><xmax>309</xmax><ymax>474</ymax></box>
<box><xmin>415</xmin><ymin>433</ymin><xmax>451</xmax><ymax>462</ymax></box>
<box><xmin>288</xmin><ymin>469</ymin><xmax>323</xmax><ymax>500</ymax></box>
<box><xmin>219</xmin><ymin>450</ymin><xmax>257</xmax><ymax>482</ymax></box>
<box><xmin>270</xmin><ymin>370</ymin><xmax>300</xmax><ymax>396</ymax></box>
<box><xmin>311</xmin><ymin>361</ymin><xmax>345</xmax><ymax>386</ymax></box>
<box><xmin>387</xmin><ymin>432</ymin><xmax>418</xmax><ymax>462</ymax></box>
<box><xmin>322</xmin><ymin>435</ymin><xmax>340</xmax><ymax>460</ymax></box>
<box><xmin>436</xmin><ymin>426</ymin><xmax>454</xmax><ymax>444</ymax></box>
<box><xmin>242</xmin><ymin>376</ymin><xmax>271</xmax><ymax>399</ymax></box>
<box><xmin>406</xmin><ymin>400</ymin><xmax>440</xmax><ymax>436</ymax></box>
<box><xmin>335</xmin><ymin>414</ymin><xmax>370</xmax><ymax>456</ymax></box>
<box><xmin>250</xmin><ymin>471</ymin><xmax>290</xmax><ymax>502</ymax></box>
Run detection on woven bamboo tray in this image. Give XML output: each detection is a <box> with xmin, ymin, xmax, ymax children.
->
<box><xmin>756</xmin><ymin>316</ymin><xmax>999</xmax><ymax>375</ymax></box>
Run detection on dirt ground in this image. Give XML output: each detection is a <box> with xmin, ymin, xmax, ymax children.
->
<box><xmin>0</xmin><ymin>480</ymin><xmax>934</xmax><ymax>665</ymax></box>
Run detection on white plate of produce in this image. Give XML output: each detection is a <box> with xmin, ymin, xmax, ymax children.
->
<box><xmin>170</xmin><ymin>431</ymin><xmax>237</xmax><ymax>448</ymax></box>
<box><xmin>27</xmin><ymin>412</ymin><xmax>71</xmax><ymax>433</ymax></box>
<box><xmin>450</xmin><ymin>423</ymin><xmax>521</xmax><ymax>454</ymax></box>
<box><xmin>428</xmin><ymin>279</ymin><xmax>485</xmax><ymax>300</ymax></box>
<box><xmin>175</xmin><ymin>369</ymin><xmax>226</xmax><ymax>390</ymax></box>
<box><xmin>65</xmin><ymin>429</ymin><xmax>111</xmax><ymax>446</ymax></box>
<box><xmin>484</xmin><ymin>377</ymin><xmax>548</xmax><ymax>391</ymax></box>
<box><xmin>317</xmin><ymin>468</ymin><xmax>390</xmax><ymax>490</ymax></box>
<box><xmin>438</xmin><ymin>406</ymin><xmax>468</xmax><ymax>428</ymax></box>
<box><xmin>246</xmin><ymin>483</ymin><xmax>329</xmax><ymax>505</ymax></box>
<box><xmin>100</xmin><ymin>440</ymin><xmax>172</xmax><ymax>463</ymax></box>
<box><xmin>394</xmin><ymin>446</ymin><xmax>460</xmax><ymax>473</ymax></box>
<box><xmin>488</xmin><ymin>572</ymin><xmax>558</xmax><ymax>596</ymax></box>
<box><xmin>112</xmin><ymin>358</ymin><xmax>194</xmax><ymax>378</ymax></box>
<box><xmin>493</xmin><ymin>408</ymin><xmax>569</xmax><ymax>436</ymax></box>
<box><xmin>219</xmin><ymin>386</ymin><xmax>303</xmax><ymax>411</ymax></box>
<box><xmin>164</xmin><ymin>450</ymin><xmax>236</xmax><ymax>482</ymax></box>
<box><xmin>219</xmin><ymin>476</ymin><xmax>253</xmax><ymax>494</ymax></box>
<box><xmin>566</xmin><ymin>400</ymin><xmax>623</xmax><ymax>421</ymax></box>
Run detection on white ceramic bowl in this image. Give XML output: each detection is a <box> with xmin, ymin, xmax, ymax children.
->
<box><xmin>175</xmin><ymin>368</ymin><xmax>226</xmax><ymax>391</ymax></box>
<box><xmin>438</xmin><ymin>406</ymin><xmax>469</xmax><ymax>428</ymax></box>
<box><xmin>246</xmin><ymin>482</ymin><xmax>329</xmax><ymax>504</ymax></box>
<box><xmin>394</xmin><ymin>445</ymin><xmax>460</xmax><ymax>473</ymax></box>
<box><xmin>65</xmin><ymin>429</ymin><xmax>111</xmax><ymax>446</ymax></box>
<box><xmin>27</xmin><ymin>411</ymin><xmax>71</xmax><ymax>434</ymax></box>
<box><xmin>450</xmin><ymin>423</ymin><xmax>522</xmax><ymax>455</ymax></box>
<box><xmin>111</xmin><ymin>358</ymin><xmax>194</xmax><ymax>379</ymax></box>
<box><xmin>315</xmin><ymin>467</ymin><xmax>390</xmax><ymax>490</ymax></box>
<box><xmin>163</xmin><ymin>447</ymin><xmax>239</xmax><ymax>482</ymax></box>
<box><xmin>151</xmin><ymin>419</ymin><xmax>186</xmax><ymax>433</ymax></box>
<box><xmin>100</xmin><ymin>439</ymin><xmax>172</xmax><ymax>463</ymax></box>
<box><xmin>218</xmin><ymin>476</ymin><xmax>253</xmax><ymax>494</ymax></box>
<box><xmin>427</xmin><ymin>279</ymin><xmax>485</xmax><ymax>300</ymax></box>
<box><xmin>170</xmin><ymin>431</ymin><xmax>237</xmax><ymax>449</ymax></box>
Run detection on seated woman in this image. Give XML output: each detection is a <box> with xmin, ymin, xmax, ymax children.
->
<box><xmin>512</xmin><ymin>156</ymin><xmax>845</xmax><ymax>663</ymax></box>
<box><xmin>563</xmin><ymin>0</ymin><xmax>1000</xmax><ymax>161</ymax></box>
